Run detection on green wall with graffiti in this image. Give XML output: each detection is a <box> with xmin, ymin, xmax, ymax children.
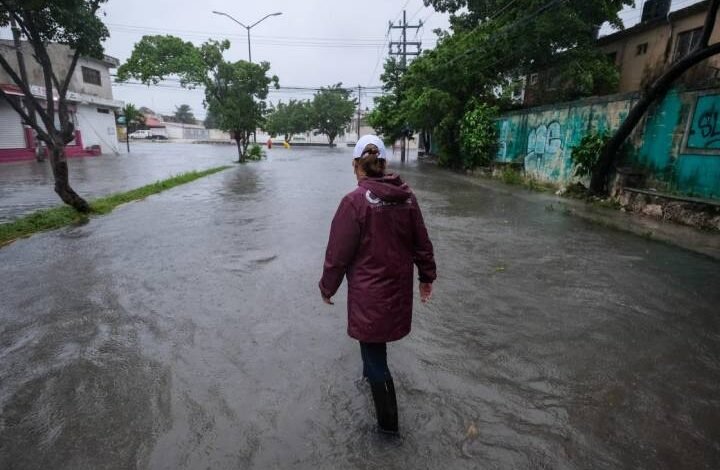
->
<box><xmin>496</xmin><ymin>88</ymin><xmax>720</xmax><ymax>199</ymax></box>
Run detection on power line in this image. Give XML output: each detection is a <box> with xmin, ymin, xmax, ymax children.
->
<box><xmin>439</xmin><ymin>0</ymin><xmax>568</xmax><ymax>69</ymax></box>
<box><xmin>368</xmin><ymin>21</ymin><xmax>394</xmax><ymax>86</ymax></box>
<box><xmin>108</xmin><ymin>28</ymin><xmax>436</xmax><ymax>49</ymax></box>
<box><xmin>106</xmin><ymin>22</ymin><xmax>437</xmax><ymax>48</ymax></box>
<box><xmin>408</xmin><ymin>3</ymin><xmax>426</xmax><ymax>21</ymax></box>
<box><xmin>112</xmin><ymin>79</ymin><xmax>386</xmax><ymax>94</ymax></box>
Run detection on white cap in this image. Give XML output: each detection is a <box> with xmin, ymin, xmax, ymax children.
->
<box><xmin>353</xmin><ymin>134</ymin><xmax>386</xmax><ymax>159</ymax></box>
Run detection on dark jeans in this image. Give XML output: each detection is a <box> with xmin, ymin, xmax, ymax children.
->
<box><xmin>360</xmin><ymin>342</ymin><xmax>392</xmax><ymax>383</ymax></box>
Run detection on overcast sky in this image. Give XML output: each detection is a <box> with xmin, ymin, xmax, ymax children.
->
<box><xmin>100</xmin><ymin>0</ymin><xmax>450</xmax><ymax>119</ymax></box>
<box><xmin>0</xmin><ymin>0</ymin><xmax>707</xmax><ymax>119</ymax></box>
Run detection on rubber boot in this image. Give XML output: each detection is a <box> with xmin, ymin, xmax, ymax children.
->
<box><xmin>369</xmin><ymin>378</ymin><xmax>399</xmax><ymax>434</ymax></box>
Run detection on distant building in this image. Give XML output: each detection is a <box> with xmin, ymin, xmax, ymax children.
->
<box><xmin>599</xmin><ymin>0</ymin><xmax>720</xmax><ymax>93</ymax></box>
<box><xmin>523</xmin><ymin>0</ymin><xmax>720</xmax><ymax>106</ymax></box>
<box><xmin>0</xmin><ymin>41</ymin><xmax>123</xmax><ymax>162</ymax></box>
<box><xmin>164</xmin><ymin>121</ymin><xmax>209</xmax><ymax>141</ymax></box>
<box><xmin>134</xmin><ymin>111</ymin><xmax>209</xmax><ymax>141</ymax></box>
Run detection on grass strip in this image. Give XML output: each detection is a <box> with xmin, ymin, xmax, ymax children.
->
<box><xmin>0</xmin><ymin>166</ymin><xmax>230</xmax><ymax>247</ymax></box>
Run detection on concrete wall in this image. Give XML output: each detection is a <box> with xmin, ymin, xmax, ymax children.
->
<box><xmin>496</xmin><ymin>87</ymin><xmax>720</xmax><ymax>199</ymax></box>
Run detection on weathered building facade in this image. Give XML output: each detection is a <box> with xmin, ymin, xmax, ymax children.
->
<box><xmin>598</xmin><ymin>0</ymin><xmax>720</xmax><ymax>94</ymax></box>
<box><xmin>523</xmin><ymin>0</ymin><xmax>720</xmax><ymax>106</ymax></box>
<box><xmin>0</xmin><ymin>41</ymin><xmax>123</xmax><ymax>162</ymax></box>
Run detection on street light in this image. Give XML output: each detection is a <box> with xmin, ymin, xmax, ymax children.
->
<box><xmin>212</xmin><ymin>10</ymin><xmax>282</xmax><ymax>63</ymax></box>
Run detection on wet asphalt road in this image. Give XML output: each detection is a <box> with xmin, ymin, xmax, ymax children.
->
<box><xmin>1</xmin><ymin>145</ymin><xmax>719</xmax><ymax>469</ymax></box>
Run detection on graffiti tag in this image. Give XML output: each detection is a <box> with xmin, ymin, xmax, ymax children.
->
<box><xmin>527</xmin><ymin>121</ymin><xmax>563</xmax><ymax>159</ymax></box>
<box><xmin>688</xmin><ymin>95</ymin><xmax>720</xmax><ymax>150</ymax></box>
<box><xmin>698</xmin><ymin>109</ymin><xmax>720</xmax><ymax>147</ymax></box>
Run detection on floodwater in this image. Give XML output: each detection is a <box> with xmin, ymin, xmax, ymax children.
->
<box><xmin>1</xmin><ymin>145</ymin><xmax>719</xmax><ymax>469</ymax></box>
<box><xmin>0</xmin><ymin>142</ymin><xmax>232</xmax><ymax>222</ymax></box>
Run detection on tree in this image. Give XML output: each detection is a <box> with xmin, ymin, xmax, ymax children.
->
<box><xmin>591</xmin><ymin>0</ymin><xmax>720</xmax><ymax>194</ymax></box>
<box><xmin>174</xmin><ymin>104</ymin><xmax>195</xmax><ymax>124</ymax></box>
<box><xmin>203</xmin><ymin>106</ymin><xmax>220</xmax><ymax>129</ymax></box>
<box><xmin>120</xmin><ymin>103</ymin><xmax>145</xmax><ymax>152</ymax></box>
<box><xmin>0</xmin><ymin>0</ymin><xmax>110</xmax><ymax>211</ymax></box>
<box><xmin>310</xmin><ymin>83</ymin><xmax>356</xmax><ymax>146</ymax></box>
<box><xmin>205</xmin><ymin>59</ymin><xmax>276</xmax><ymax>161</ymax></box>
<box><xmin>369</xmin><ymin>0</ymin><xmax>632</xmax><ymax>168</ymax></box>
<box><xmin>263</xmin><ymin>99</ymin><xmax>312</xmax><ymax>142</ymax></box>
<box><xmin>367</xmin><ymin>58</ymin><xmax>407</xmax><ymax>145</ymax></box>
<box><xmin>117</xmin><ymin>36</ymin><xmax>278</xmax><ymax>162</ymax></box>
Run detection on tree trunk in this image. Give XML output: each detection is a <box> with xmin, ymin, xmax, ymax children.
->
<box><xmin>328</xmin><ymin>134</ymin><xmax>336</xmax><ymax>147</ymax></box>
<box><xmin>126</xmin><ymin>130</ymin><xmax>130</xmax><ymax>153</ymax></box>
<box><xmin>235</xmin><ymin>137</ymin><xmax>244</xmax><ymax>163</ymax></box>
<box><xmin>590</xmin><ymin>6</ymin><xmax>720</xmax><ymax>194</ymax></box>
<box><xmin>49</xmin><ymin>145</ymin><xmax>90</xmax><ymax>212</ymax></box>
<box><xmin>421</xmin><ymin>131</ymin><xmax>431</xmax><ymax>154</ymax></box>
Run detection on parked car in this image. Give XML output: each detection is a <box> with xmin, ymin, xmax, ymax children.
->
<box><xmin>129</xmin><ymin>130</ymin><xmax>152</xmax><ymax>139</ymax></box>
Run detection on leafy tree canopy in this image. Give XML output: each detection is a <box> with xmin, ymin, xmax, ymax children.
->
<box><xmin>173</xmin><ymin>104</ymin><xmax>195</xmax><ymax>124</ymax></box>
<box><xmin>311</xmin><ymin>83</ymin><xmax>356</xmax><ymax>146</ymax></box>
<box><xmin>263</xmin><ymin>99</ymin><xmax>312</xmax><ymax>141</ymax></box>
<box><xmin>0</xmin><ymin>0</ymin><xmax>110</xmax><ymax>59</ymax></box>
<box><xmin>117</xmin><ymin>36</ymin><xmax>279</xmax><ymax>161</ymax></box>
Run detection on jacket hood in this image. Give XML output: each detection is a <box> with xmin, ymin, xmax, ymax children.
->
<box><xmin>358</xmin><ymin>174</ymin><xmax>412</xmax><ymax>203</ymax></box>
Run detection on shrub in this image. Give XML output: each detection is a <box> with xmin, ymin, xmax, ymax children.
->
<box><xmin>570</xmin><ymin>132</ymin><xmax>610</xmax><ymax>178</ymax></box>
<box><xmin>500</xmin><ymin>166</ymin><xmax>523</xmax><ymax>185</ymax></box>
<box><xmin>459</xmin><ymin>102</ymin><xmax>499</xmax><ymax>170</ymax></box>
<box><xmin>247</xmin><ymin>143</ymin><xmax>266</xmax><ymax>161</ymax></box>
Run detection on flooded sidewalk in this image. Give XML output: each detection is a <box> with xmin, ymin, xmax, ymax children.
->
<box><xmin>1</xmin><ymin>146</ymin><xmax>719</xmax><ymax>469</ymax></box>
<box><xmin>0</xmin><ymin>143</ymin><xmax>233</xmax><ymax>223</ymax></box>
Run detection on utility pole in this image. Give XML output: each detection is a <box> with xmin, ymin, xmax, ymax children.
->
<box><xmin>389</xmin><ymin>10</ymin><xmax>422</xmax><ymax>163</ymax></box>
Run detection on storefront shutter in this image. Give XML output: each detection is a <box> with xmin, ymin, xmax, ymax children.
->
<box><xmin>0</xmin><ymin>103</ymin><xmax>26</xmax><ymax>149</ymax></box>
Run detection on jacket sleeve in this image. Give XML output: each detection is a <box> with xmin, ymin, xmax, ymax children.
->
<box><xmin>411</xmin><ymin>197</ymin><xmax>437</xmax><ymax>283</ymax></box>
<box><xmin>319</xmin><ymin>196</ymin><xmax>361</xmax><ymax>298</ymax></box>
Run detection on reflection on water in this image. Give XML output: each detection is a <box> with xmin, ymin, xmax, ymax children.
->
<box><xmin>1</xmin><ymin>145</ymin><xmax>719</xmax><ymax>469</ymax></box>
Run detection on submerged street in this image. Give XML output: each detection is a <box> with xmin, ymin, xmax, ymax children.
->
<box><xmin>1</xmin><ymin>145</ymin><xmax>719</xmax><ymax>469</ymax></box>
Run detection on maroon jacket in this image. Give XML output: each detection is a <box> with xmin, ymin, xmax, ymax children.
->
<box><xmin>319</xmin><ymin>174</ymin><xmax>436</xmax><ymax>342</ymax></box>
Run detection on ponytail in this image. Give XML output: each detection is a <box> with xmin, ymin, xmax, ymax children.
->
<box><xmin>357</xmin><ymin>153</ymin><xmax>386</xmax><ymax>178</ymax></box>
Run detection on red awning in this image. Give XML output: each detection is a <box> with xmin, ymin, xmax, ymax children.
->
<box><xmin>0</xmin><ymin>83</ymin><xmax>25</xmax><ymax>96</ymax></box>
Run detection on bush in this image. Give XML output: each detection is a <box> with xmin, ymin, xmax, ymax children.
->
<box><xmin>570</xmin><ymin>132</ymin><xmax>610</xmax><ymax>178</ymax></box>
<box><xmin>247</xmin><ymin>143</ymin><xmax>266</xmax><ymax>161</ymax></box>
<box><xmin>459</xmin><ymin>102</ymin><xmax>499</xmax><ymax>170</ymax></box>
<box><xmin>500</xmin><ymin>167</ymin><xmax>523</xmax><ymax>185</ymax></box>
<box><xmin>435</xmin><ymin>113</ymin><xmax>462</xmax><ymax>168</ymax></box>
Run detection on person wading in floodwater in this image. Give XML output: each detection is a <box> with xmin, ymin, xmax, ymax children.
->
<box><xmin>319</xmin><ymin>134</ymin><xmax>437</xmax><ymax>434</ymax></box>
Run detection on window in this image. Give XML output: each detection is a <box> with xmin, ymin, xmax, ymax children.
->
<box><xmin>673</xmin><ymin>27</ymin><xmax>703</xmax><ymax>62</ymax></box>
<box><xmin>96</xmin><ymin>108</ymin><xmax>109</xmax><ymax>114</ymax></box>
<box><xmin>530</xmin><ymin>73</ymin><xmax>539</xmax><ymax>85</ymax></box>
<box><xmin>81</xmin><ymin>66</ymin><xmax>101</xmax><ymax>86</ymax></box>
<box><xmin>636</xmin><ymin>42</ymin><xmax>648</xmax><ymax>56</ymax></box>
<box><xmin>606</xmin><ymin>51</ymin><xmax>618</xmax><ymax>65</ymax></box>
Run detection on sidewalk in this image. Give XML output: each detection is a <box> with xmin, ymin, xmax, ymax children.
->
<box><xmin>454</xmin><ymin>172</ymin><xmax>720</xmax><ymax>261</ymax></box>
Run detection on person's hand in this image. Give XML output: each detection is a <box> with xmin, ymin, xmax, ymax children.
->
<box><xmin>322</xmin><ymin>295</ymin><xmax>334</xmax><ymax>305</ymax></box>
<box><xmin>419</xmin><ymin>282</ymin><xmax>433</xmax><ymax>303</ymax></box>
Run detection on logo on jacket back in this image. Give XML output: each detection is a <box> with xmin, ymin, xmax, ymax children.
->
<box><xmin>365</xmin><ymin>190</ymin><xmax>411</xmax><ymax>206</ymax></box>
